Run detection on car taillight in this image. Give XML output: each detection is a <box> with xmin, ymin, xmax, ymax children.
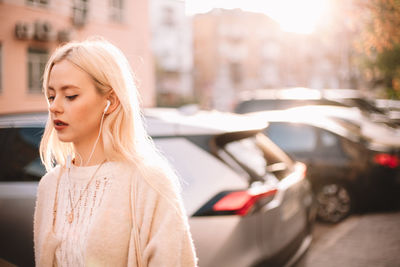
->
<box><xmin>193</xmin><ymin>188</ymin><xmax>277</xmax><ymax>217</ymax></box>
<box><xmin>374</xmin><ymin>153</ymin><xmax>400</xmax><ymax>168</ymax></box>
<box><xmin>296</xmin><ymin>162</ymin><xmax>307</xmax><ymax>180</ymax></box>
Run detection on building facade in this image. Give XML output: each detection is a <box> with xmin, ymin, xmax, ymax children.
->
<box><xmin>149</xmin><ymin>0</ymin><xmax>193</xmax><ymax>106</ymax></box>
<box><xmin>193</xmin><ymin>8</ymin><xmax>360</xmax><ymax>111</ymax></box>
<box><xmin>0</xmin><ymin>0</ymin><xmax>154</xmax><ymax>114</ymax></box>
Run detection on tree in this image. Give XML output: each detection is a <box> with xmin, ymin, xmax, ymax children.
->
<box><xmin>355</xmin><ymin>0</ymin><xmax>400</xmax><ymax>98</ymax></box>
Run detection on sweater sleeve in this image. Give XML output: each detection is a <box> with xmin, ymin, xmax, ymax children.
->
<box><xmin>33</xmin><ymin>166</ymin><xmax>62</xmax><ymax>267</ymax></box>
<box><xmin>129</xmin><ymin>171</ymin><xmax>198</xmax><ymax>267</ymax></box>
<box><xmin>33</xmin><ymin>173</ymin><xmax>45</xmax><ymax>265</ymax></box>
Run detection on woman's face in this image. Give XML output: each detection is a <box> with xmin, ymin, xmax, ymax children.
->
<box><xmin>47</xmin><ymin>59</ymin><xmax>107</xmax><ymax>146</ymax></box>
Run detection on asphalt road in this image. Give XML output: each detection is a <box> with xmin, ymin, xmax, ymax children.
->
<box><xmin>296</xmin><ymin>210</ymin><xmax>400</xmax><ymax>267</ymax></box>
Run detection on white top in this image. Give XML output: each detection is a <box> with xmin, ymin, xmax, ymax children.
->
<box><xmin>34</xmin><ymin>161</ymin><xmax>197</xmax><ymax>267</ymax></box>
<box><xmin>53</xmin><ymin>162</ymin><xmax>114</xmax><ymax>267</ymax></box>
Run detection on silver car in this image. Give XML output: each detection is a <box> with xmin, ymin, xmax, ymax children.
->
<box><xmin>0</xmin><ymin>109</ymin><xmax>316</xmax><ymax>267</ymax></box>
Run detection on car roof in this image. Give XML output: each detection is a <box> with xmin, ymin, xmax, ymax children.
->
<box><xmin>247</xmin><ymin>108</ymin><xmax>361</xmax><ymax>142</ymax></box>
<box><xmin>237</xmin><ymin>88</ymin><xmax>364</xmax><ymax>101</ymax></box>
<box><xmin>249</xmin><ymin>105</ymin><xmax>400</xmax><ymax>149</ymax></box>
<box><xmin>144</xmin><ymin>108</ymin><xmax>267</xmax><ymax>136</ymax></box>
<box><xmin>0</xmin><ymin>109</ymin><xmax>268</xmax><ymax>136</ymax></box>
<box><xmin>0</xmin><ymin>112</ymin><xmax>48</xmax><ymax>128</ymax></box>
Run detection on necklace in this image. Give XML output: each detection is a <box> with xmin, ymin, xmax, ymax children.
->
<box><xmin>66</xmin><ymin>160</ymin><xmax>106</xmax><ymax>224</ymax></box>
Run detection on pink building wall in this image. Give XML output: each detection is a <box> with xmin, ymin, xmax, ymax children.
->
<box><xmin>0</xmin><ymin>0</ymin><xmax>155</xmax><ymax>114</ymax></box>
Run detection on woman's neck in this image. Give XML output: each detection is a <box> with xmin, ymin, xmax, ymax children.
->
<box><xmin>73</xmin><ymin>141</ymin><xmax>106</xmax><ymax>167</ymax></box>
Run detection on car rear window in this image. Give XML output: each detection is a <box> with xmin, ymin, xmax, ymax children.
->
<box><xmin>213</xmin><ymin>131</ymin><xmax>294</xmax><ymax>181</ymax></box>
<box><xmin>0</xmin><ymin>127</ymin><xmax>45</xmax><ymax>182</ymax></box>
<box><xmin>266</xmin><ymin>122</ymin><xmax>317</xmax><ymax>153</ymax></box>
<box><xmin>153</xmin><ymin>137</ymin><xmax>248</xmax><ymax>214</ymax></box>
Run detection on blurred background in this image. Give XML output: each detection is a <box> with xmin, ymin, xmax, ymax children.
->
<box><xmin>1</xmin><ymin>0</ymin><xmax>400</xmax><ymax>114</ymax></box>
<box><xmin>1</xmin><ymin>1</ymin><xmax>400</xmax><ymax>267</ymax></box>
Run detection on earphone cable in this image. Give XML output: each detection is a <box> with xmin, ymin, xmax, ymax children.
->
<box><xmin>85</xmin><ymin>111</ymin><xmax>106</xmax><ymax>166</ymax></box>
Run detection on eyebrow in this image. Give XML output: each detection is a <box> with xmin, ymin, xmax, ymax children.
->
<box><xmin>47</xmin><ymin>85</ymin><xmax>81</xmax><ymax>91</ymax></box>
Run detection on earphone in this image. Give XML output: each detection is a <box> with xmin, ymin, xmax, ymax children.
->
<box><xmin>67</xmin><ymin>100</ymin><xmax>111</xmax><ymax>167</ymax></box>
<box><xmin>104</xmin><ymin>100</ymin><xmax>111</xmax><ymax>113</ymax></box>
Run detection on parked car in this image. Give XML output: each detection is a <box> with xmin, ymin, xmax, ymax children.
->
<box><xmin>375</xmin><ymin>99</ymin><xmax>400</xmax><ymax>124</ymax></box>
<box><xmin>249</xmin><ymin>108</ymin><xmax>400</xmax><ymax>223</ymax></box>
<box><xmin>234</xmin><ymin>87</ymin><xmax>344</xmax><ymax>114</ymax></box>
<box><xmin>283</xmin><ymin>105</ymin><xmax>400</xmax><ymax>147</ymax></box>
<box><xmin>234</xmin><ymin>88</ymin><xmax>398</xmax><ymax>127</ymax></box>
<box><xmin>0</xmin><ymin>110</ymin><xmax>316</xmax><ymax>267</ymax></box>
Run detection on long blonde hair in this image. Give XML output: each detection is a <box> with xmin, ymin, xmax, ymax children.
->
<box><xmin>40</xmin><ymin>37</ymin><xmax>182</xmax><ymax>207</ymax></box>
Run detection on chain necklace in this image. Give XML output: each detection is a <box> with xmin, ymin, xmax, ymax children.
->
<box><xmin>66</xmin><ymin>160</ymin><xmax>106</xmax><ymax>224</ymax></box>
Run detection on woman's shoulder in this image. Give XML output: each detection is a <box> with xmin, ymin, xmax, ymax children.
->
<box><xmin>109</xmin><ymin>160</ymin><xmax>180</xmax><ymax>197</ymax></box>
<box><xmin>134</xmin><ymin>162</ymin><xmax>187</xmax><ymax>218</ymax></box>
<box><xmin>38</xmin><ymin>165</ymin><xmax>63</xmax><ymax>189</ymax></box>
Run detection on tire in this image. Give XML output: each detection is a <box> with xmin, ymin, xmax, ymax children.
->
<box><xmin>315</xmin><ymin>182</ymin><xmax>353</xmax><ymax>223</ymax></box>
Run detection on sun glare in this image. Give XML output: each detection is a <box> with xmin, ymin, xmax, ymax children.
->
<box><xmin>185</xmin><ymin>0</ymin><xmax>331</xmax><ymax>34</ymax></box>
<box><xmin>262</xmin><ymin>0</ymin><xmax>330</xmax><ymax>34</ymax></box>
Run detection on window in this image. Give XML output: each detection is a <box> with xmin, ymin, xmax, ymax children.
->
<box><xmin>162</xmin><ymin>6</ymin><xmax>175</xmax><ymax>26</ymax></box>
<box><xmin>73</xmin><ymin>0</ymin><xmax>89</xmax><ymax>27</ymax></box>
<box><xmin>229</xmin><ymin>62</ymin><xmax>243</xmax><ymax>85</ymax></box>
<box><xmin>153</xmin><ymin>137</ymin><xmax>247</xmax><ymax>212</ymax></box>
<box><xmin>110</xmin><ymin>0</ymin><xmax>124</xmax><ymax>22</ymax></box>
<box><xmin>320</xmin><ymin>131</ymin><xmax>338</xmax><ymax>147</ymax></box>
<box><xmin>224</xmin><ymin>137</ymin><xmax>267</xmax><ymax>178</ymax></box>
<box><xmin>266</xmin><ymin>123</ymin><xmax>317</xmax><ymax>153</ymax></box>
<box><xmin>319</xmin><ymin>130</ymin><xmax>343</xmax><ymax>156</ymax></box>
<box><xmin>0</xmin><ymin>127</ymin><xmax>45</xmax><ymax>182</ymax></box>
<box><xmin>27</xmin><ymin>48</ymin><xmax>48</xmax><ymax>93</ymax></box>
<box><xmin>26</xmin><ymin>0</ymin><xmax>49</xmax><ymax>7</ymax></box>
<box><xmin>215</xmin><ymin>132</ymin><xmax>293</xmax><ymax>181</ymax></box>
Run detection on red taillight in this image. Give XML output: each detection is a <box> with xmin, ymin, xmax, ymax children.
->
<box><xmin>212</xmin><ymin>188</ymin><xmax>277</xmax><ymax>216</ymax></box>
<box><xmin>296</xmin><ymin>162</ymin><xmax>307</xmax><ymax>180</ymax></box>
<box><xmin>374</xmin><ymin>153</ymin><xmax>400</xmax><ymax>168</ymax></box>
<box><xmin>193</xmin><ymin>188</ymin><xmax>277</xmax><ymax>217</ymax></box>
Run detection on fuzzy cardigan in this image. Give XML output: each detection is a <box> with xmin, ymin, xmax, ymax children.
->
<box><xmin>34</xmin><ymin>162</ymin><xmax>197</xmax><ymax>267</ymax></box>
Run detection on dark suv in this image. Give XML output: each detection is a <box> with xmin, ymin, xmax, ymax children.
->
<box><xmin>250</xmin><ymin>109</ymin><xmax>400</xmax><ymax>223</ymax></box>
<box><xmin>234</xmin><ymin>88</ymin><xmax>398</xmax><ymax>127</ymax></box>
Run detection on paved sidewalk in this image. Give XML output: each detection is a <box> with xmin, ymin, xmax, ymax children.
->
<box><xmin>297</xmin><ymin>211</ymin><xmax>400</xmax><ymax>267</ymax></box>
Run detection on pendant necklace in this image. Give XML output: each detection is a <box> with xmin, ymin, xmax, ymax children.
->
<box><xmin>66</xmin><ymin>160</ymin><xmax>106</xmax><ymax>224</ymax></box>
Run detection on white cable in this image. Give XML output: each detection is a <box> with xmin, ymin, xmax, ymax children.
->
<box><xmin>85</xmin><ymin>112</ymin><xmax>106</xmax><ymax>166</ymax></box>
<box><xmin>66</xmin><ymin>154</ymin><xmax>71</xmax><ymax>169</ymax></box>
<box><xmin>74</xmin><ymin>151</ymin><xmax>83</xmax><ymax>166</ymax></box>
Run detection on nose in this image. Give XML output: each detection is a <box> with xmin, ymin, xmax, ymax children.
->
<box><xmin>49</xmin><ymin>96</ymin><xmax>63</xmax><ymax>114</ymax></box>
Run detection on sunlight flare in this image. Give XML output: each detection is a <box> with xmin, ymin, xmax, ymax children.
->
<box><xmin>185</xmin><ymin>0</ymin><xmax>332</xmax><ymax>34</ymax></box>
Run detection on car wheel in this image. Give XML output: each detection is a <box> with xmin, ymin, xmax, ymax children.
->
<box><xmin>315</xmin><ymin>182</ymin><xmax>353</xmax><ymax>223</ymax></box>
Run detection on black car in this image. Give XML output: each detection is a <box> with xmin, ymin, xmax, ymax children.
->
<box><xmin>234</xmin><ymin>88</ymin><xmax>399</xmax><ymax>127</ymax></box>
<box><xmin>234</xmin><ymin>88</ymin><xmax>345</xmax><ymax>114</ymax></box>
<box><xmin>250</xmin><ymin>109</ymin><xmax>400</xmax><ymax>223</ymax></box>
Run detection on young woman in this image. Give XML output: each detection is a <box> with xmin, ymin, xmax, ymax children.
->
<box><xmin>34</xmin><ymin>38</ymin><xmax>197</xmax><ymax>267</ymax></box>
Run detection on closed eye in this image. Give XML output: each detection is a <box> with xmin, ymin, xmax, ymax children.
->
<box><xmin>66</xmin><ymin>95</ymin><xmax>78</xmax><ymax>100</ymax></box>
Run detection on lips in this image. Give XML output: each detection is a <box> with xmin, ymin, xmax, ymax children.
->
<box><xmin>53</xmin><ymin>119</ymin><xmax>69</xmax><ymax>130</ymax></box>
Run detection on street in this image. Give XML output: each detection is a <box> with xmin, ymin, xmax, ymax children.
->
<box><xmin>296</xmin><ymin>210</ymin><xmax>400</xmax><ymax>267</ymax></box>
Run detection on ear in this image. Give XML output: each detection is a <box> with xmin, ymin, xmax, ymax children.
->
<box><xmin>105</xmin><ymin>91</ymin><xmax>120</xmax><ymax>114</ymax></box>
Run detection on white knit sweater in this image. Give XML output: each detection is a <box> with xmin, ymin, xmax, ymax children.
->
<box><xmin>53</xmin><ymin>163</ymin><xmax>113</xmax><ymax>266</ymax></box>
<box><xmin>34</xmin><ymin>161</ymin><xmax>197</xmax><ymax>267</ymax></box>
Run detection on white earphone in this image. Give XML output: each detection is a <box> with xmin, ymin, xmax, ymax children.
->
<box><xmin>67</xmin><ymin>100</ymin><xmax>111</xmax><ymax>167</ymax></box>
<box><xmin>104</xmin><ymin>100</ymin><xmax>111</xmax><ymax>113</ymax></box>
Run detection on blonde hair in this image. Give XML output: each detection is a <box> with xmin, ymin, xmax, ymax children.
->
<box><xmin>40</xmin><ymin>37</ymin><xmax>182</xmax><ymax>208</ymax></box>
